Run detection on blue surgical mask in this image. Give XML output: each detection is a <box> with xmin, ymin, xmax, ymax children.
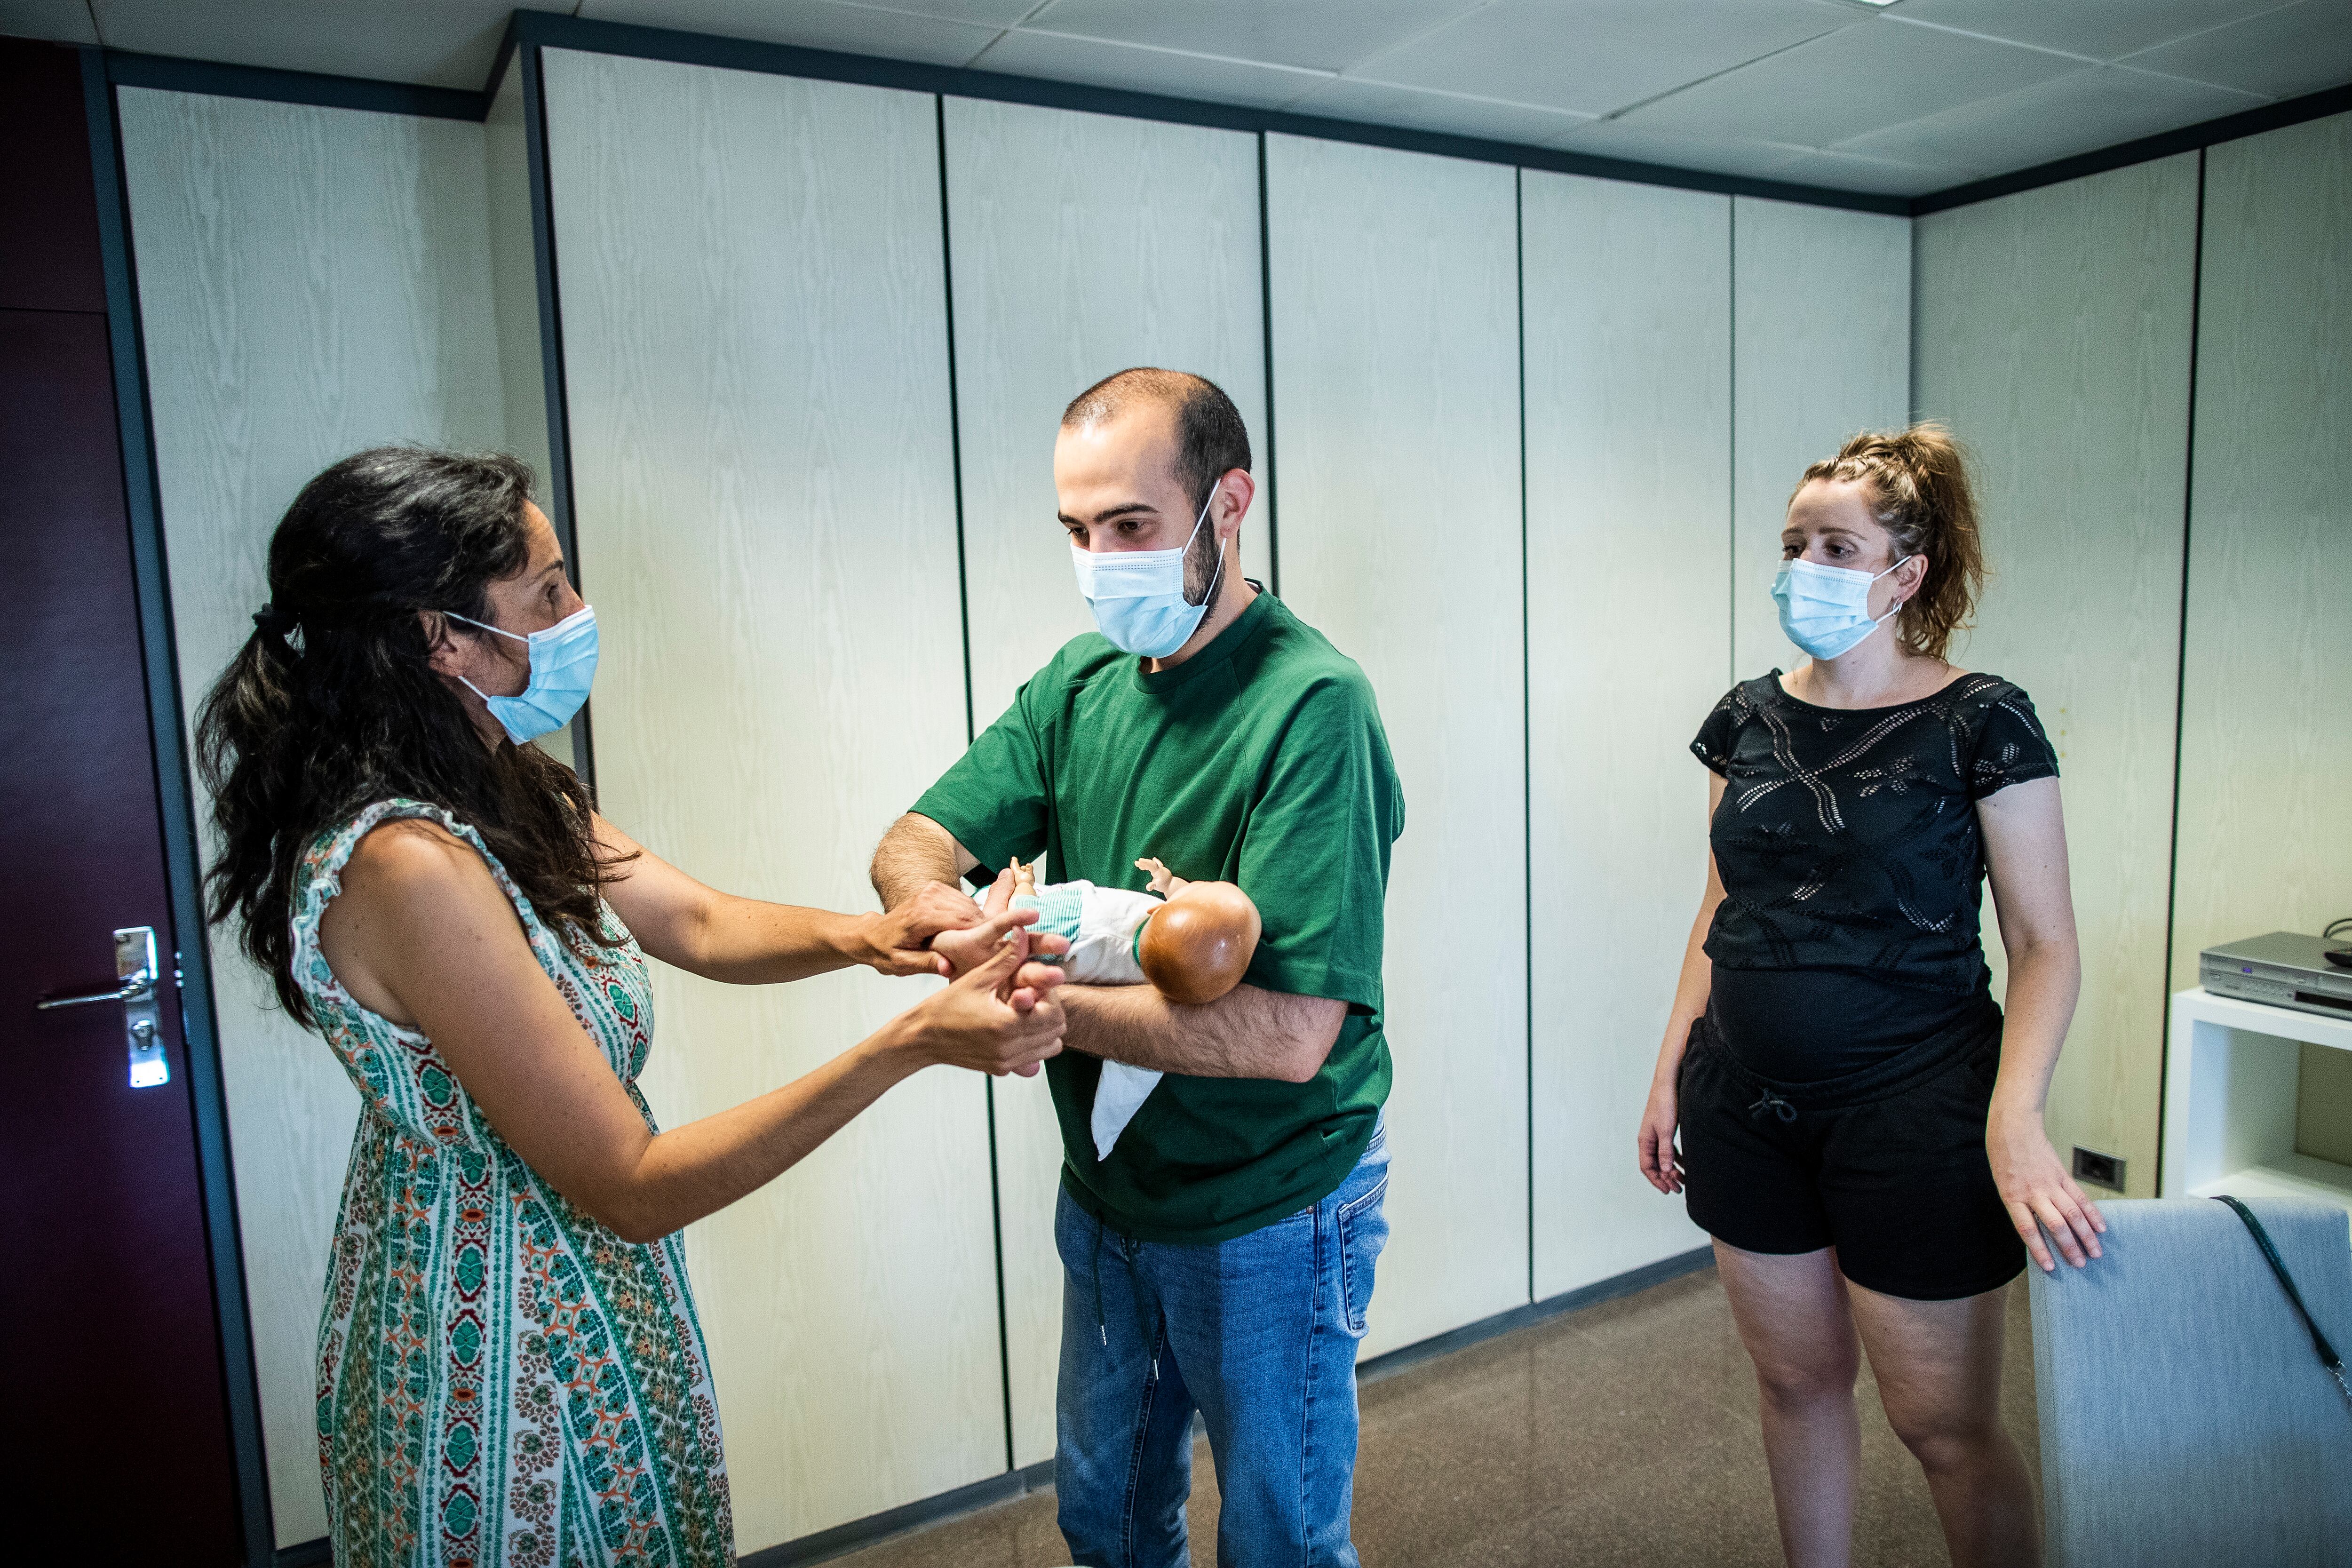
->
<box><xmin>1772</xmin><ymin>556</ymin><xmax>1909</xmax><ymax>661</ymax></box>
<box><xmin>446</xmin><ymin>604</ymin><xmax>598</xmax><ymax>744</ymax></box>
<box><xmin>1071</xmin><ymin>486</ymin><xmax>1223</xmax><ymax>659</ymax></box>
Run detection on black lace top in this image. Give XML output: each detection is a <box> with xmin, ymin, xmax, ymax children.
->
<box><xmin>1690</xmin><ymin>671</ymin><xmax>2060</xmax><ymax>1079</ymax></box>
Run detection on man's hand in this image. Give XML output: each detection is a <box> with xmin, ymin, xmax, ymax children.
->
<box><xmin>933</xmin><ymin>866</ymin><xmax>1069</xmax><ymax>988</ymax></box>
<box><xmin>853</xmin><ymin>881</ymin><xmax>985</xmax><ymax>976</ymax></box>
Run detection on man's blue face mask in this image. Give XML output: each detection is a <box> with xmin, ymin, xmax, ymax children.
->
<box><xmin>446</xmin><ymin>604</ymin><xmax>598</xmax><ymax>744</ymax></box>
<box><xmin>1069</xmin><ymin>484</ymin><xmax>1224</xmax><ymax>660</ymax></box>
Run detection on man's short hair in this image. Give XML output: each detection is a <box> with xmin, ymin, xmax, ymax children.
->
<box><xmin>1062</xmin><ymin>368</ymin><xmax>1252</xmax><ymax>512</ymax></box>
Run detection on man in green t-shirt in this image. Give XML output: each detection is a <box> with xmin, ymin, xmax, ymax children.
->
<box><xmin>871</xmin><ymin>368</ymin><xmax>1402</xmax><ymax>1566</ymax></box>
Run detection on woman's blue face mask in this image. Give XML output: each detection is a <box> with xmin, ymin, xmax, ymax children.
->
<box><xmin>1772</xmin><ymin>555</ymin><xmax>1909</xmax><ymax>661</ymax></box>
<box><xmin>445</xmin><ymin>605</ymin><xmax>598</xmax><ymax>744</ymax></box>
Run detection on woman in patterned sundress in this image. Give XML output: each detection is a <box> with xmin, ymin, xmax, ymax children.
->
<box><xmin>196</xmin><ymin>447</ymin><xmax>1070</xmax><ymax>1568</ymax></box>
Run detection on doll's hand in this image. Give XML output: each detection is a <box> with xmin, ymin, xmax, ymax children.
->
<box><xmin>1136</xmin><ymin>856</ymin><xmax>1185</xmax><ymax>896</ymax></box>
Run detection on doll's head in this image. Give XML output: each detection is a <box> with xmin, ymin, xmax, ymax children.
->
<box><xmin>1138</xmin><ymin>880</ymin><xmax>1262</xmax><ymax>1004</ymax></box>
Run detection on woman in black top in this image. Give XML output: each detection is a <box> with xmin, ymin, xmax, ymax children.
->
<box><xmin>1637</xmin><ymin>426</ymin><xmax>2104</xmax><ymax>1568</ymax></box>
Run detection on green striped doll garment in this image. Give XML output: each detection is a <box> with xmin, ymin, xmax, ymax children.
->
<box><xmin>293</xmin><ymin>799</ymin><xmax>733</xmax><ymax>1566</ymax></box>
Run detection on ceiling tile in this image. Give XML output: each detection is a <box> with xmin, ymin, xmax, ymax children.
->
<box><xmin>580</xmin><ymin>1</ymin><xmax>1004</xmax><ymax>69</ymax></box>
<box><xmin>1026</xmin><ymin>0</ymin><xmax>1488</xmax><ymax>75</ymax></box>
<box><xmin>1622</xmin><ymin>16</ymin><xmax>2079</xmax><ymax>147</ymax></box>
<box><xmin>1544</xmin><ymin>117</ymin><xmax>1809</xmax><ymax>180</ymax></box>
<box><xmin>0</xmin><ymin>1</ymin><xmax>100</xmax><ymax>47</ymax></box>
<box><xmin>1889</xmin><ymin>0</ymin><xmax>2287</xmax><ymax>63</ymax></box>
<box><xmin>1285</xmin><ymin>75</ymin><xmax>1595</xmax><ymax>146</ymax></box>
<box><xmin>1772</xmin><ymin>145</ymin><xmax>1974</xmax><ymax>196</ymax></box>
<box><xmin>972</xmin><ymin>26</ymin><xmax>1332</xmax><ymax>110</ymax></box>
<box><xmin>90</xmin><ymin>0</ymin><xmax>511</xmax><ymax>88</ymax></box>
<box><xmin>1840</xmin><ymin>63</ymin><xmax>2268</xmax><ymax>174</ymax></box>
<box><xmin>1351</xmin><ymin>0</ymin><xmax>1858</xmax><ymax>117</ymax></box>
<box><xmin>2121</xmin><ymin>0</ymin><xmax>2352</xmax><ymax>99</ymax></box>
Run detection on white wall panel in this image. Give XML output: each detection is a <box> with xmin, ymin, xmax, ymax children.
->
<box><xmin>1732</xmin><ymin>198</ymin><xmax>1911</xmax><ymax>681</ymax></box>
<box><xmin>1914</xmin><ymin>155</ymin><xmax>2198</xmax><ymax>1199</ymax></box>
<box><xmin>118</xmin><ymin>87</ymin><xmax>509</xmax><ymax>1546</ymax></box>
<box><xmin>1265</xmin><ymin>133</ymin><xmax>1527</xmax><ymax>1356</ymax></box>
<box><xmin>940</xmin><ymin>95</ymin><xmax>1267</xmax><ymax>1467</ymax></box>
<box><xmin>1523</xmin><ymin>171</ymin><xmax>1724</xmax><ymax>1299</ymax></box>
<box><xmin>2173</xmin><ymin>114</ymin><xmax>2352</xmax><ymax>1155</ymax></box>
<box><xmin>540</xmin><ymin>49</ymin><xmax>1001</xmax><ymax>1549</ymax></box>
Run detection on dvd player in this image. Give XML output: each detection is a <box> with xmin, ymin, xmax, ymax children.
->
<box><xmin>2199</xmin><ymin>931</ymin><xmax>2352</xmax><ymax>1020</ymax></box>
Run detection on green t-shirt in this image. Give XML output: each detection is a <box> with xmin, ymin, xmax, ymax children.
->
<box><xmin>912</xmin><ymin>589</ymin><xmax>1404</xmax><ymax>1244</ymax></box>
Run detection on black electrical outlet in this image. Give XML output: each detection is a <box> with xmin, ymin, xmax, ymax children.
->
<box><xmin>2072</xmin><ymin>1146</ymin><xmax>2126</xmax><ymax>1191</ymax></box>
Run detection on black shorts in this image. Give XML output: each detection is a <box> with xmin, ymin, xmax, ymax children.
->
<box><xmin>1677</xmin><ymin>1004</ymin><xmax>2026</xmax><ymax>1302</ymax></box>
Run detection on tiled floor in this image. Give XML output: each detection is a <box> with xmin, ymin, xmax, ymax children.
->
<box><xmin>825</xmin><ymin>1264</ymin><xmax>2041</xmax><ymax>1568</ymax></box>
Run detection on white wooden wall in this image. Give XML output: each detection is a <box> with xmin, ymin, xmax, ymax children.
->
<box><xmin>1265</xmin><ymin>134</ymin><xmax>1530</xmax><ymax>1356</ymax></box>
<box><xmin>2173</xmin><ymin>113</ymin><xmax>2352</xmax><ymax>1159</ymax></box>
<box><xmin>1522</xmin><ymin>171</ymin><xmax>1724</xmax><ymax>1299</ymax></box>
<box><xmin>938</xmin><ymin>95</ymin><xmax>1269</xmax><ymax>1469</ymax></box>
<box><xmin>123</xmin><ymin>48</ymin><xmax>2070</xmax><ymax>1554</ymax></box>
<box><xmin>1913</xmin><ymin>156</ymin><xmax>2200</xmax><ymax>1198</ymax></box>
<box><xmin>539</xmin><ymin>49</ymin><xmax>1002</xmax><ymax>1550</ymax></box>
<box><xmin>1731</xmin><ymin>198</ymin><xmax>1912</xmax><ymax>683</ymax></box>
<box><xmin>117</xmin><ymin>88</ymin><xmax>511</xmax><ymax>1547</ymax></box>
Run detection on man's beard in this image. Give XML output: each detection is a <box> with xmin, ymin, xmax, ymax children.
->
<box><xmin>1183</xmin><ymin>505</ymin><xmax>1224</xmax><ymax>607</ymax></box>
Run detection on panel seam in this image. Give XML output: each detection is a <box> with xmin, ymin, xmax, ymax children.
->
<box><xmin>2155</xmin><ymin>147</ymin><xmax>2207</xmax><ymax>1199</ymax></box>
<box><xmin>934</xmin><ymin>93</ymin><xmax>1013</xmax><ymax>1473</ymax></box>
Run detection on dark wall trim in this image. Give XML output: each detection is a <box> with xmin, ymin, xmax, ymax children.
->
<box><xmin>79</xmin><ymin>44</ymin><xmax>278</xmax><ymax>1568</ymax></box>
<box><xmin>104</xmin><ymin>48</ymin><xmax>485</xmax><ymax>120</ymax></box>
<box><xmin>1914</xmin><ymin>79</ymin><xmax>2352</xmax><ymax>216</ymax></box>
<box><xmin>500</xmin><ymin>8</ymin><xmax>1906</xmax><ymax>216</ymax></box>
<box><xmin>81</xmin><ymin>10</ymin><xmax>2352</xmax><ymax>226</ymax></box>
<box><xmin>1357</xmin><ymin>1245</ymin><xmax>1715</xmax><ymax>1387</ymax></box>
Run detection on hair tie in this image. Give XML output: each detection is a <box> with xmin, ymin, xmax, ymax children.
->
<box><xmin>253</xmin><ymin>603</ymin><xmax>300</xmax><ymax>638</ymax></box>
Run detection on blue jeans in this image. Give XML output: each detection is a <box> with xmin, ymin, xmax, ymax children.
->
<box><xmin>1054</xmin><ymin>1121</ymin><xmax>1391</xmax><ymax>1568</ymax></box>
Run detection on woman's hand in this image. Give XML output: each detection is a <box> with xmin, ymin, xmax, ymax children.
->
<box><xmin>855</xmin><ymin>880</ymin><xmax>987</xmax><ymax>975</ymax></box>
<box><xmin>931</xmin><ymin>866</ymin><xmax>1068</xmax><ymax>979</ymax></box>
<box><xmin>903</xmin><ymin>941</ymin><xmax>1066</xmax><ymax>1078</ymax></box>
<box><xmin>1987</xmin><ymin>1097</ymin><xmax>2105</xmax><ymax>1271</ymax></box>
<box><xmin>1637</xmin><ymin>1076</ymin><xmax>1684</xmax><ymax>1195</ymax></box>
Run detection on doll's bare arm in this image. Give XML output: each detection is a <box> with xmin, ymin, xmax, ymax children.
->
<box><xmin>1136</xmin><ymin>856</ymin><xmax>1189</xmax><ymax>897</ymax></box>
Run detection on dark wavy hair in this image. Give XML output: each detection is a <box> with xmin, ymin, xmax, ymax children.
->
<box><xmin>197</xmin><ymin>446</ymin><xmax>624</xmax><ymax>1027</ymax></box>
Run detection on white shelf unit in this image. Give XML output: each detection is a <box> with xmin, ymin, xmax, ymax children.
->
<box><xmin>2163</xmin><ymin>986</ymin><xmax>2352</xmax><ymax>1212</ymax></box>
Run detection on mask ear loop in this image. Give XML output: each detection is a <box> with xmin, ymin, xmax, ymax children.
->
<box><xmin>1185</xmin><ymin>481</ymin><xmax>1225</xmax><ymax>611</ymax></box>
<box><xmin>438</xmin><ymin>610</ymin><xmax>529</xmax><ymax>708</ymax></box>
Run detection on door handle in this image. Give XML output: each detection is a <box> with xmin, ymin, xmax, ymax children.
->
<box><xmin>35</xmin><ymin>927</ymin><xmax>170</xmax><ymax>1088</ymax></box>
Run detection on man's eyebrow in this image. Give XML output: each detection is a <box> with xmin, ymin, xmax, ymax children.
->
<box><xmin>1058</xmin><ymin>501</ymin><xmax>1159</xmax><ymax>527</ymax></box>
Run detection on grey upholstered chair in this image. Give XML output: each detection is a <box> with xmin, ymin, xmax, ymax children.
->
<box><xmin>2027</xmin><ymin>1196</ymin><xmax>2352</xmax><ymax>1568</ymax></box>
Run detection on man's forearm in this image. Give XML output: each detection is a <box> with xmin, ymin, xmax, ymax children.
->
<box><xmin>1061</xmin><ymin>982</ymin><xmax>1341</xmax><ymax>1082</ymax></box>
<box><xmin>871</xmin><ymin>812</ymin><xmax>967</xmax><ymax>910</ymax></box>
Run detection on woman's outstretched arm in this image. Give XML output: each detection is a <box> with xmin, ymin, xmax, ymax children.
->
<box><xmin>318</xmin><ymin>818</ymin><xmax>1065</xmax><ymax>1242</ymax></box>
<box><xmin>1638</xmin><ymin>770</ymin><xmax>1728</xmax><ymax>1196</ymax></box>
<box><xmin>593</xmin><ymin>813</ymin><xmax>990</xmax><ymax>982</ymax></box>
<box><xmin>1977</xmin><ymin>775</ymin><xmax>2104</xmax><ymax>1272</ymax></box>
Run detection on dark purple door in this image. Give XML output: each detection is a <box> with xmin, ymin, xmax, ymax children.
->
<box><xmin>0</xmin><ymin>39</ymin><xmax>243</xmax><ymax>1563</ymax></box>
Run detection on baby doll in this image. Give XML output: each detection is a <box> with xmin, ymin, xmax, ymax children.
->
<box><xmin>1002</xmin><ymin>855</ymin><xmax>1262</xmax><ymax>1158</ymax></box>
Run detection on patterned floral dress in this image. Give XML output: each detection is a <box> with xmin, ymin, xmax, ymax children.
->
<box><xmin>293</xmin><ymin>799</ymin><xmax>733</xmax><ymax>1567</ymax></box>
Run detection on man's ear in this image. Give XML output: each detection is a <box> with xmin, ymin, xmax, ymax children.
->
<box><xmin>1213</xmin><ymin>468</ymin><xmax>1257</xmax><ymax>540</ymax></box>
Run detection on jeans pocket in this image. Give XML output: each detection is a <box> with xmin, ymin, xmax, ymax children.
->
<box><xmin>1336</xmin><ymin>1172</ymin><xmax>1390</xmax><ymax>1338</ymax></box>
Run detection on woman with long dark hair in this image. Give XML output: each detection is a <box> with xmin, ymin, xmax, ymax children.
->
<box><xmin>1636</xmin><ymin>427</ymin><xmax>2104</xmax><ymax>1568</ymax></box>
<box><xmin>200</xmin><ymin>446</ymin><xmax>1064</xmax><ymax>1567</ymax></box>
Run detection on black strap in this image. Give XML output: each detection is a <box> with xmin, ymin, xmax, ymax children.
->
<box><xmin>2213</xmin><ymin>1194</ymin><xmax>2352</xmax><ymax>1407</ymax></box>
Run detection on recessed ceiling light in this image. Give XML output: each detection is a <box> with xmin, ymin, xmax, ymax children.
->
<box><xmin>1835</xmin><ymin>0</ymin><xmax>1901</xmax><ymax>8</ymax></box>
